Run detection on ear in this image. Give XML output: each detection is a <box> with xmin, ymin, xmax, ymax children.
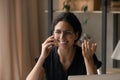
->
<box><xmin>74</xmin><ymin>32</ymin><xmax>79</xmax><ymax>40</ymax></box>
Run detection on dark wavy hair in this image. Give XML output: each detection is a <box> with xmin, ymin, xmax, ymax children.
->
<box><xmin>52</xmin><ymin>12</ymin><xmax>82</xmax><ymax>42</ymax></box>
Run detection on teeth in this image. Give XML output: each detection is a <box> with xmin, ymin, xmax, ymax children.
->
<box><xmin>60</xmin><ymin>41</ymin><xmax>67</xmax><ymax>44</ymax></box>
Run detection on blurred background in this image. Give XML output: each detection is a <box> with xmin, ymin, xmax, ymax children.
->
<box><xmin>0</xmin><ymin>0</ymin><xmax>120</xmax><ymax>80</ymax></box>
<box><xmin>0</xmin><ymin>0</ymin><xmax>48</xmax><ymax>80</ymax></box>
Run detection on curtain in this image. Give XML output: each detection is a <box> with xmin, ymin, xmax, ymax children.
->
<box><xmin>0</xmin><ymin>0</ymin><xmax>47</xmax><ymax>80</ymax></box>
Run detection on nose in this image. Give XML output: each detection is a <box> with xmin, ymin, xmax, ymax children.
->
<box><xmin>60</xmin><ymin>32</ymin><xmax>66</xmax><ymax>39</ymax></box>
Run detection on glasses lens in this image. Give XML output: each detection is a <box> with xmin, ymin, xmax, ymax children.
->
<box><xmin>53</xmin><ymin>30</ymin><xmax>74</xmax><ymax>36</ymax></box>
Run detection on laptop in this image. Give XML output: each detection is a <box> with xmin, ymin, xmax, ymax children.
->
<box><xmin>68</xmin><ymin>73</ymin><xmax>120</xmax><ymax>80</ymax></box>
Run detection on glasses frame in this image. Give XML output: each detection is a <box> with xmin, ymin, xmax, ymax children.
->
<box><xmin>53</xmin><ymin>30</ymin><xmax>74</xmax><ymax>36</ymax></box>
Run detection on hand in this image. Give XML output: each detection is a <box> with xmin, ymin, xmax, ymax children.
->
<box><xmin>40</xmin><ymin>35</ymin><xmax>55</xmax><ymax>58</ymax></box>
<box><xmin>81</xmin><ymin>40</ymin><xmax>97</xmax><ymax>60</ymax></box>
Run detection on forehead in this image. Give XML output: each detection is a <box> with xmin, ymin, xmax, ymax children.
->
<box><xmin>54</xmin><ymin>21</ymin><xmax>73</xmax><ymax>31</ymax></box>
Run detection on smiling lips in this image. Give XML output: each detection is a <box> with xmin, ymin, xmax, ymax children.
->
<box><xmin>58</xmin><ymin>41</ymin><xmax>68</xmax><ymax>46</ymax></box>
<box><xmin>60</xmin><ymin>41</ymin><xmax>68</xmax><ymax>44</ymax></box>
<box><xmin>54</xmin><ymin>38</ymin><xmax>68</xmax><ymax>46</ymax></box>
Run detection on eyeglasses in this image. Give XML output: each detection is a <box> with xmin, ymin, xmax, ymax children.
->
<box><xmin>53</xmin><ymin>30</ymin><xmax>74</xmax><ymax>36</ymax></box>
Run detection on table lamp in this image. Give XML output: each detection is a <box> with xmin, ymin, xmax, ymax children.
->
<box><xmin>111</xmin><ymin>40</ymin><xmax>120</xmax><ymax>60</ymax></box>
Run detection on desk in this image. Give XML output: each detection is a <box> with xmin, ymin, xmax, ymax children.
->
<box><xmin>68</xmin><ymin>73</ymin><xmax>120</xmax><ymax>80</ymax></box>
<box><xmin>107</xmin><ymin>68</ymin><xmax>120</xmax><ymax>74</ymax></box>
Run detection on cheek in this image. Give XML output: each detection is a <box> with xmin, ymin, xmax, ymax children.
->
<box><xmin>68</xmin><ymin>36</ymin><xmax>76</xmax><ymax>42</ymax></box>
<box><xmin>53</xmin><ymin>35</ymin><xmax>59</xmax><ymax>40</ymax></box>
<box><xmin>69</xmin><ymin>35</ymin><xmax>78</xmax><ymax>44</ymax></box>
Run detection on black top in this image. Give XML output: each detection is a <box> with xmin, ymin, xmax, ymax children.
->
<box><xmin>36</xmin><ymin>45</ymin><xmax>102</xmax><ymax>80</ymax></box>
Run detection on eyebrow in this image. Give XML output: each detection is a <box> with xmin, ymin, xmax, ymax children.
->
<box><xmin>54</xmin><ymin>29</ymin><xmax>73</xmax><ymax>31</ymax></box>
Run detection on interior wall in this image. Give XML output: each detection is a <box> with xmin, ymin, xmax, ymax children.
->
<box><xmin>77</xmin><ymin>13</ymin><xmax>114</xmax><ymax>68</ymax></box>
<box><xmin>116</xmin><ymin>15</ymin><xmax>120</xmax><ymax>67</ymax></box>
<box><xmin>106</xmin><ymin>14</ymin><xmax>114</xmax><ymax>68</ymax></box>
<box><xmin>118</xmin><ymin>15</ymin><xmax>120</xmax><ymax>47</ymax></box>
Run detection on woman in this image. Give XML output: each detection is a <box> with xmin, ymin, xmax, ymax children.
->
<box><xmin>26</xmin><ymin>12</ymin><xmax>102</xmax><ymax>80</ymax></box>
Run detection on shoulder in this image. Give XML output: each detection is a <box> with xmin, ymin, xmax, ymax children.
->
<box><xmin>74</xmin><ymin>45</ymin><xmax>83</xmax><ymax>59</ymax></box>
<box><xmin>35</xmin><ymin>46</ymin><xmax>58</xmax><ymax>62</ymax></box>
<box><xmin>43</xmin><ymin>46</ymin><xmax>58</xmax><ymax>69</ymax></box>
<box><xmin>45</xmin><ymin>46</ymin><xmax>58</xmax><ymax>61</ymax></box>
<box><xmin>75</xmin><ymin>45</ymin><xmax>82</xmax><ymax>53</ymax></box>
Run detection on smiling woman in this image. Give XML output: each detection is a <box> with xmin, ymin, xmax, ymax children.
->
<box><xmin>26</xmin><ymin>12</ymin><xmax>102</xmax><ymax>80</ymax></box>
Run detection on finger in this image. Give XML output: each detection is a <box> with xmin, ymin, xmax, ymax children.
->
<box><xmin>82</xmin><ymin>42</ymin><xmax>85</xmax><ymax>51</ymax></box>
<box><xmin>54</xmin><ymin>39</ymin><xmax>59</xmax><ymax>46</ymax></box>
<box><xmin>86</xmin><ymin>40</ymin><xmax>90</xmax><ymax>50</ymax></box>
<box><xmin>91</xmin><ymin>43</ymin><xmax>97</xmax><ymax>53</ymax></box>
<box><xmin>84</xmin><ymin>40</ymin><xmax>90</xmax><ymax>52</ymax></box>
<box><xmin>44</xmin><ymin>42</ymin><xmax>55</xmax><ymax>49</ymax></box>
<box><xmin>82</xmin><ymin>43</ymin><xmax>86</xmax><ymax>57</ymax></box>
<box><xmin>84</xmin><ymin>40</ymin><xmax>87</xmax><ymax>48</ymax></box>
<box><xmin>83</xmin><ymin>40</ymin><xmax>86</xmax><ymax>52</ymax></box>
<box><xmin>44</xmin><ymin>36</ymin><xmax>54</xmax><ymax>44</ymax></box>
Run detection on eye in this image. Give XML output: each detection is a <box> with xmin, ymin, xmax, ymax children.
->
<box><xmin>54</xmin><ymin>30</ymin><xmax>61</xmax><ymax>34</ymax></box>
<box><xmin>53</xmin><ymin>30</ymin><xmax>74</xmax><ymax>36</ymax></box>
<box><xmin>65</xmin><ymin>31</ymin><xmax>74</xmax><ymax>35</ymax></box>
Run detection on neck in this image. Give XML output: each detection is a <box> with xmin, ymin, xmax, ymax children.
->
<box><xmin>58</xmin><ymin>46</ymin><xmax>76</xmax><ymax>71</ymax></box>
<box><xmin>58</xmin><ymin>46</ymin><xmax>76</xmax><ymax>62</ymax></box>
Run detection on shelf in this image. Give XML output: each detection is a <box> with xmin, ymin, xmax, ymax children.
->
<box><xmin>45</xmin><ymin>10</ymin><xmax>120</xmax><ymax>14</ymax></box>
<box><xmin>45</xmin><ymin>10</ymin><xmax>102</xmax><ymax>14</ymax></box>
<box><xmin>110</xmin><ymin>11</ymin><xmax>120</xmax><ymax>14</ymax></box>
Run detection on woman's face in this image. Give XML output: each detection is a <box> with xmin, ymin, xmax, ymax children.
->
<box><xmin>53</xmin><ymin>21</ymin><xmax>78</xmax><ymax>49</ymax></box>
